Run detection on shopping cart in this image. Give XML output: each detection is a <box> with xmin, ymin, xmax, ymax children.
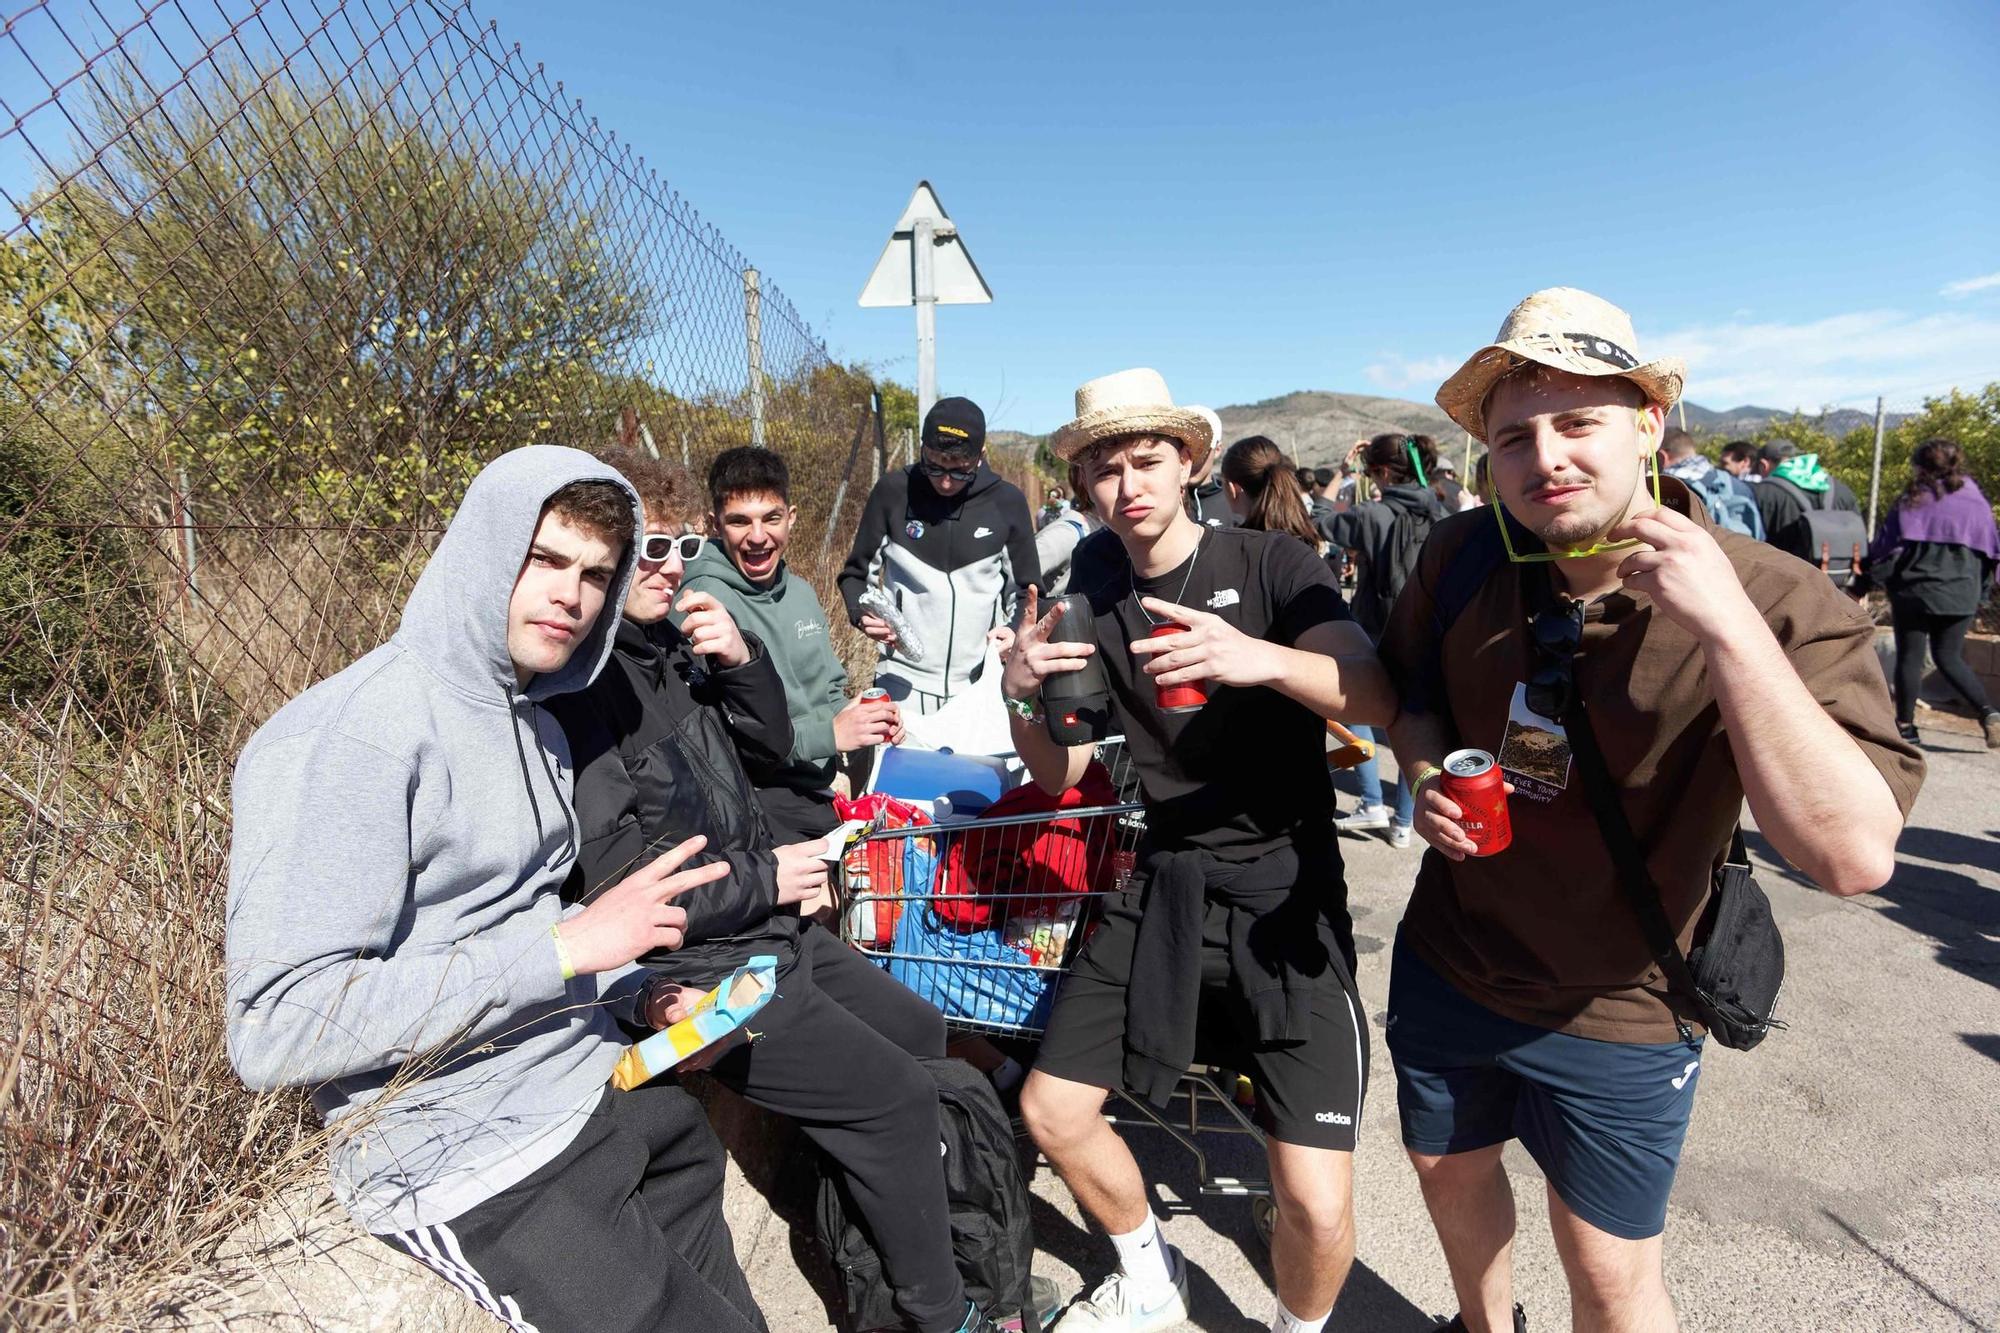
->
<box><xmin>837</xmin><ymin>779</ymin><xmax>1279</xmax><ymax>1244</ymax></box>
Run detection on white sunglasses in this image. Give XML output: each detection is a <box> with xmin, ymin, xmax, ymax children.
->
<box><xmin>639</xmin><ymin>533</ymin><xmax>704</xmax><ymax>563</ymax></box>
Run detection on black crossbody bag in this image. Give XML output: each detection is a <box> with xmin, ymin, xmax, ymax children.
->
<box><xmin>1563</xmin><ymin>694</ymin><xmax>1786</xmax><ymax>1051</ymax></box>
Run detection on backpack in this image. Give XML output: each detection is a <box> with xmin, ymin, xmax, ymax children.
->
<box><xmin>1680</xmin><ymin>467</ymin><xmax>1763</xmax><ymax>540</ymax></box>
<box><xmin>1355</xmin><ymin>500</ymin><xmax>1437</xmax><ymax>635</ymax></box>
<box><xmin>815</xmin><ymin>1057</ymin><xmax>1040</xmax><ymax>1332</ymax></box>
<box><xmin>1766</xmin><ymin>477</ymin><xmax>1869</xmax><ymax>588</ymax></box>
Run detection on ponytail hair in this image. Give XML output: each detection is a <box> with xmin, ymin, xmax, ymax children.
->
<box><xmin>1220</xmin><ymin>435</ymin><xmax>1319</xmax><ymax>550</ymax></box>
<box><xmin>1899</xmin><ymin>437</ymin><xmax>1968</xmax><ymax>510</ymax></box>
<box><xmin>1363</xmin><ymin>432</ymin><xmax>1439</xmax><ymax>487</ymax></box>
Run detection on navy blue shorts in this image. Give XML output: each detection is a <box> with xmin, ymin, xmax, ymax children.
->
<box><xmin>1385</xmin><ymin>932</ymin><xmax>1703</xmax><ymax>1240</ymax></box>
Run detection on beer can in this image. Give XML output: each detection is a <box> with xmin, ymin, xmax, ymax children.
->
<box><xmin>859</xmin><ymin>686</ymin><xmax>890</xmax><ymax>704</ymax></box>
<box><xmin>1148</xmin><ymin>622</ymin><xmax>1208</xmax><ymax>713</ymax></box>
<box><xmin>1438</xmin><ymin>748</ymin><xmax>1512</xmax><ymax>856</ymax></box>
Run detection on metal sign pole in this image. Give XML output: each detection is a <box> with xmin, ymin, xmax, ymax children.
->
<box><xmin>1867</xmin><ymin>395</ymin><xmax>1886</xmax><ymax>533</ymax></box>
<box><xmin>744</xmin><ymin>267</ymin><xmax>766</xmax><ymax>447</ymax></box>
<box><xmin>913</xmin><ymin>218</ymin><xmax>937</xmax><ymax>423</ymax></box>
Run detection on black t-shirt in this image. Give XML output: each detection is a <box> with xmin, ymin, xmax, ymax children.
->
<box><xmin>1064</xmin><ymin>526</ymin><xmax>1352</xmax><ymax>860</ymax></box>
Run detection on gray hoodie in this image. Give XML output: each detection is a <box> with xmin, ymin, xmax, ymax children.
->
<box><xmin>225</xmin><ymin>445</ymin><xmax>645</xmax><ymax>1234</ymax></box>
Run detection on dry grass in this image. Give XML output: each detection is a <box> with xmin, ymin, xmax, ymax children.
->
<box><xmin>0</xmin><ymin>672</ymin><xmax>324</xmax><ymax>1326</ymax></box>
<box><xmin>0</xmin><ymin>428</ymin><xmax>1046</xmax><ymax>1326</ymax></box>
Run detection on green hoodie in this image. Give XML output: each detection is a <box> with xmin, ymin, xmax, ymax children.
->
<box><xmin>681</xmin><ymin>542</ymin><xmax>847</xmax><ymax>789</ymax></box>
<box><xmin>1771</xmin><ymin>452</ymin><xmax>1832</xmax><ymax>493</ymax></box>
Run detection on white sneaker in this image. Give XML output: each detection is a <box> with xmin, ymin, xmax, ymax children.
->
<box><xmin>1336</xmin><ymin>803</ymin><xmax>1393</xmax><ymax>834</ymax></box>
<box><xmin>1389</xmin><ymin>823</ymin><xmax>1413</xmax><ymax>849</ymax></box>
<box><xmin>1051</xmin><ymin>1248</ymin><xmax>1190</xmax><ymax>1331</ymax></box>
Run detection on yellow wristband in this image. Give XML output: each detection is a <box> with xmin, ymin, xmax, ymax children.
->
<box><xmin>1410</xmin><ymin>763</ymin><xmax>1445</xmax><ymax>794</ymax></box>
<box><xmin>550</xmin><ymin>923</ymin><xmax>576</xmax><ymax>981</ymax></box>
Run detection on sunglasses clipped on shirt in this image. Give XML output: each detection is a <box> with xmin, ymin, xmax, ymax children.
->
<box><xmin>1526</xmin><ymin>594</ymin><xmax>1585</xmax><ymax>724</ymax></box>
<box><xmin>639</xmin><ymin>532</ymin><xmax>705</xmax><ymax>564</ymax></box>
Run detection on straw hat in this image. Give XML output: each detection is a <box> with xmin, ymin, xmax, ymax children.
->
<box><xmin>1435</xmin><ymin>287</ymin><xmax>1685</xmax><ymax>442</ymax></box>
<box><xmin>1049</xmin><ymin>368</ymin><xmax>1215</xmax><ymax>469</ymax></box>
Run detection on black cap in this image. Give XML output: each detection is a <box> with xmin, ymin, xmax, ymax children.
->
<box><xmin>1756</xmin><ymin>440</ymin><xmax>1798</xmax><ymax>465</ymax></box>
<box><xmin>922</xmin><ymin>396</ymin><xmax>986</xmax><ymax>455</ymax></box>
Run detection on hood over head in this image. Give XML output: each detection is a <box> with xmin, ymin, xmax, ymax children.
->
<box><xmin>395</xmin><ymin>445</ymin><xmax>643</xmax><ymax>704</ymax></box>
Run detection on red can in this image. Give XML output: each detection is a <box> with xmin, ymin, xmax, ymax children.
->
<box><xmin>1148</xmin><ymin>621</ymin><xmax>1207</xmax><ymax>713</ymax></box>
<box><xmin>1439</xmin><ymin>748</ymin><xmax>1512</xmax><ymax>856</ymax></box>
<box><xmin>859</xmin><ymin>686</ymin><xmax>890</xmax><ymax>704</ymax></box>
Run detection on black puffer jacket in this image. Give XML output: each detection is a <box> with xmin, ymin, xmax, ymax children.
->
<box><xmin>550</xmin><ymin>617</ymin><xmax>800</xmax><ymax>988</ymax></box>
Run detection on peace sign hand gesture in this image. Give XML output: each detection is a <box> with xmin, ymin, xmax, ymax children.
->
<box><xmin>999</xmin><ymin>587</ymin><xmax>1097</xmax><ymax>702</ymax></box>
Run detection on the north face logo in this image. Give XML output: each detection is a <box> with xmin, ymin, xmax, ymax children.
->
<box><xmin>1206</xmin><ymin>588</ymin><xmax>1241</xmax><ymax>609</ymax></box>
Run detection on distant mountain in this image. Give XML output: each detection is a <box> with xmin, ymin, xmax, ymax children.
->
<box><xmin>991</xmin><ymin>390</ymin><xmax>1464</xmax><ymax>471</ymax></box>
<box><xmin>995</xmin><ymin>391</ymin><xmax>1909</xmax><ymax>470</ymax></box>
<box><xmin>1676</xmin><ymin>403</ymin><xmax>1907</xmax><ymax>439</ymax></box>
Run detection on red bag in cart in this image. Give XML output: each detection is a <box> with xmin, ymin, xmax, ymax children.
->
<box><xmin>939</xmin><ymin>763</ymin><xmax>1121</xmax><ymax>930</ymax></box>
<box><xmin>834</xmin><ymin>793</ymin><xmax>948</xmax><ymax>944</ymax></box>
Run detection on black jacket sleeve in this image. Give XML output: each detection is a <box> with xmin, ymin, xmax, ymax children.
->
<box><xmin>704</xmin><ymin>633</ymin><xmax>793</xmax><ymax>784</ymax></box>
<box><xmin>837</xmin><ymin>475</ymin><xmax>898</xmax><ymax>625</ymax></box>
<box><xmin>560</xmin><ymin>696</ymin><xmax>648</xmax><ymax>904</ymax></box>
<box><xmin>682</xmin><ymin>847</ymin><xmax>785</xmax><ymax>943</ymax></box>
<box><xmin>557</xmin><ymin>677</ymin><xmax>783</xmax><ymax>944</ymax></box>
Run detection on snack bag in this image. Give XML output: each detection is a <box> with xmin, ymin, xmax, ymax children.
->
<box><xmin>610</xmin><ymin>955</ymin><xmax>777</xmax><ymax>1091</ymax></box>
<box><xmin>834</xmin><ymin>793</ymin><xmax>935</xmax><ymax>944</ymax></box>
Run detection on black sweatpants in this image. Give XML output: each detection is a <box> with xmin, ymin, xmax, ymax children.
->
<box><xmin>376</xmin><ymin>1082</ymin><xmax>765</xmax><ymax>1333</ymax></box>
<box><xmin>707</xmin><ymin>922</ymin><xmax>964</xmax><ymax>1331</ymax></box>
<box><xmin>1891</xmin><ymin>603</ymin><xmax>1994</xmax><ymax>723</ymax></box>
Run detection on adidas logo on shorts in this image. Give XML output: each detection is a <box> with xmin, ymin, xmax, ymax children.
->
<box><xmin>1314</xmin><ymin>1111</ymin><xmax>1353</xmax><ymax>1125</ymax></box>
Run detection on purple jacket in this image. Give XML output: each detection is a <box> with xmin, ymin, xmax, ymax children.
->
<box><xmin>1867</xmin><ymin>477</ymin><xmax>1999</xmax><ymax>584</ymax></box>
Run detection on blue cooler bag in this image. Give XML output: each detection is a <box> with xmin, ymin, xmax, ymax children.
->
<box><xmin>886</xmin><ymin>898</ymin><xmax>1055</xmax><ymax>1031</ymax></box>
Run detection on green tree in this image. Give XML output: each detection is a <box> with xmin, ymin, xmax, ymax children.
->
<box><xmin>8</xmin><ymin>65</ymin><xmax>651</xmax><ymax>529</ymax></box>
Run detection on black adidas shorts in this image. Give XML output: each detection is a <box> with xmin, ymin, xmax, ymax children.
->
<box><xmin>1033</xmin><ymin>886</ymin><xmax>1369</xmax><ymax>1151</ymax></box>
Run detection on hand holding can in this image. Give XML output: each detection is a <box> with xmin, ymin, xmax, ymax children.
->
<box><xmin>1436</xmin><ymin>749</ymin><xmax>1512</xmax><ymax>856</ymax></box>
<box><xmin>1148</xmin><ymin>621</ymin><xmax>1208</xmax><ymax>713</ymax></box>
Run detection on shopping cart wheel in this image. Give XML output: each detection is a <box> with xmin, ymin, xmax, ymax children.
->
<box><xmin>1251</xmin><ymin>1194</ymin><xmax>1278</xmax><ymax>1249</ymax></box>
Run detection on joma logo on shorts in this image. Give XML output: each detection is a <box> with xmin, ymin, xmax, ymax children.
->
<box><xmin>1314</xmin><ymin>1111</ymin><xmax>1353</xmax><ymax>1125</ymax></box>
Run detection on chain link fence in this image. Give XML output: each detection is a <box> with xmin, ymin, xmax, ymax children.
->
<box><xmin>0</xmin><ymin>1</ymin><xmax>887</xmax><ymax>1319</ymax></box>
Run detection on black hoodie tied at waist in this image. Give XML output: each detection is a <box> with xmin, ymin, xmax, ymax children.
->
<box><xmin>1121</xmin><ymin>839</ymin><xmax>1341</xmax><ymax>1109</ymax></box>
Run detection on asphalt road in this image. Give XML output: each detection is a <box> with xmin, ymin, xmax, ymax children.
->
<box><xmin>736</xmin><ymin>717</ymin><xmax>2000</xmax><ymax>1332</ymax></box>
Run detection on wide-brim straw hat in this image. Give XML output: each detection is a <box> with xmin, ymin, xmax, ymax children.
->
<box><xmin>1049</xmin><ymin>368</ymin><xmax>1215</xmax><ymax>470</ymax></box>
<box><xmin>1435</xmin><ymin>287</ymin><xmax>1685</xmax><ymax>442</ymax></box>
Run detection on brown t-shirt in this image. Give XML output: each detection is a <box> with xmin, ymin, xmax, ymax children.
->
<box><xmin>1380</xmin><ymin>479</ymin><xmax>1925</xmax><ymax>1043</ymax></box>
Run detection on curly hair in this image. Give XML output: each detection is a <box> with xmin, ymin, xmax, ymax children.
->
<box><xmin>544</xmin><ymin>478</ymin><xmax>636</xmax><ymax>550</ymax></box>
<box><xmin>591</xmin><ymin>446</ymin><xmax>699</xmax><ymax>530</ymax></box>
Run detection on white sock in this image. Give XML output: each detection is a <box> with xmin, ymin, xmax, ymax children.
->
<box><xmin>1107</xmin><ymin>1215</ymin><xmax>1174</xmax><ymax>1289</ymax></box>
<box><xmin>1270</xmin><ymin>1299</ymin><xmax>1329</xmax><ymax>1333</ymax></box>
<box><xmin>990</xmin><ymin>1055</ymin><xmax>1025</xmax><ymax>1094</ymax></box>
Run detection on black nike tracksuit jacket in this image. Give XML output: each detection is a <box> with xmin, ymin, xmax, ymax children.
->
<box><xmin>836</xmin><ymin>464</ymin><xmax>1039</xmax><ymax>701</ymax></box>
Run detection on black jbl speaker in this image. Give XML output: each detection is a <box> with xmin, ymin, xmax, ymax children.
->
<box><xmin>1041</xmin><ymin>594</ymin><xmax>1113</xmax><ymax>746</ymax></box>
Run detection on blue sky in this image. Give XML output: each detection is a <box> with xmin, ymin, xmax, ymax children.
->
<box><xmin>7</xmin><ymin>1</ymin><xmax>1998</xmax><ymax>431</ymax></box>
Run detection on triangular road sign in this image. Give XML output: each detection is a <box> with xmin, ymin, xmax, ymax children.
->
<box><xmin>858</xmin><ymin>180</ymin><xmax>993</xmax><ymax>307</ymax></box>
